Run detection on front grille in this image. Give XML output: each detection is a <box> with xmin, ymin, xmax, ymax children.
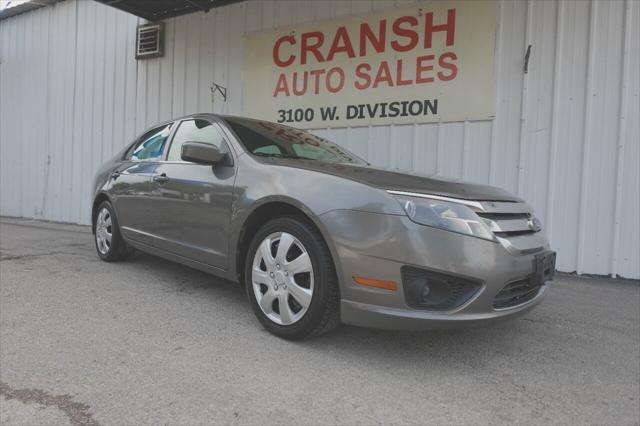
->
<box><xmin>477</xmin><ymin>211</ymin><xmax>538</xmax><ymax>238</ymax></box>
<box><xmin>493</xmin><ymin>277</ymin><xmax>542</xmax><ymax>309</ymax></box>
<box><xmin>478</xmin><ymin>212</ymin><xmax>530</xmax><ymax>220</ymax></box>
<box><xmin>402</xmin><ymin>267</ymin><xmax>482</xmax><ymax>311</ymax></box>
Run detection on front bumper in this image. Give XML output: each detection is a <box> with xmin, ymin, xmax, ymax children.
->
<box><xmin>319</xmin><ymin>209</ymin><xmax>551</xmax><ymax>330</ymax></box>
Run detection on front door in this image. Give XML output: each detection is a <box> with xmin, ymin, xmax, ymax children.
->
<box><xmin>147</xmin><ymin>118</ymin><xmax>236</xmax><ymax>269</ymax></box>
<box><xmin>112</xmin><ymin>123</ymin><xmax>173</xmax><ymax>245</ymax></box>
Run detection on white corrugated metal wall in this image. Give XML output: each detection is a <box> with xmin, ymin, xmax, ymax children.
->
<box><xmin>1</xmin><ymin>0</ymin><xmax>638</xmax><ymax>278</ymax></box>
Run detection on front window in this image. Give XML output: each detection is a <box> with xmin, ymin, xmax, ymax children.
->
<box><xmin>224</xmin><ymin>117</ymin><xmax>366</xmax><ymax>165</ymax></box>
<box><xmin>129</xmin><ymin>123</ymin><xmax>172</xmax><ymax>161</ymax></box>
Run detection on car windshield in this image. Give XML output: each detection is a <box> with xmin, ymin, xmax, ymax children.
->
<box><xmin>224</xmin><ymin>117</ymin><xmax>367</xmax><ymax>165</ymax></box>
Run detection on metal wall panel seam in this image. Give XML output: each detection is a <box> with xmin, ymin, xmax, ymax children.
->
<box><xmin>86</xmin><ymin>3</ymin><xmax>96</xmax><ymax>218</ymax></box>
<box><xmin>143</xmin><ymin>48</ymin><xmax>149</xmax><ymax>126</ymax></box>
<box><xmin>170</xmin><ymin>17</ymin><xmax>176</xmax><ymax>118</ymax></box>
<box><xmin>610</xmin><ymin>0</ymin><xmax>632</xmax><ymax>277</ymax></box>
<box><xmin>25</xmin><ymin>12</ymin><xmax>34</xmax><ymax>217</ymax></box>
<box><xmin>545</xmin><ymin>0</ymin><xmax>564</xmax><ymax>243</ymax></box>
<box><xmin>132</xmin><ymin>17</ymin><xmax>139</xmax><ymax>141</ymax></box>
<box><xmin>411</xmin><ymin>122</ymin><xmax>418</xmax><ymax>172</ymax></box>
<box><xmin>389</xmin><ymin>124</ymin><xmax>397</xmax><ymax>169</ymax></box>
<box><xmin>11</xmin><ymin>15</ymin><xmax>19</xmax><ymax>216</ymax></box>
<box><xmin>98</xmin><ymin>7</ymin><xmax>108</xmax><ymax>186</ymax></box>
<box><xmin>228</xmin><ymin>4</ymin><xmax>245</xmax><ymax>114</ymax></box>
<box><xmin>100</xmin><ymin>8</ymin><xmax>110</xmax><ymax>162</ymax></box>
<box><xmin>462</xmin><ymin>120</ymin><xmax>469</xmax><ymax>180</ymax></box>
<box><xmin>60</xmin><ymin>4</ymin><xmax>70</xmax><ymax>220</ymax></box>
<box><xmin>110</xmin><ymin>11</ymin><xmax>122</xmax><ymax>154</ymax></box>
<box><xmin>195</xmin><ymin>13</ymin><xmax>203</xmax><ymax>111</ymax></box>
<box><xmin>121</xmin><ymin>12</ymin><xmax>133</xmax><ymax>145</ymax></box>
<box><xmin>13</xmin><ymin>16</ymin><xmax>19</xmax><ymax>216</ymax></box>
<box><xmin>178</xmin><ymin>18</ymin><xmax>187</xmax><ymax>115</ymax></box>
<box><xmin>108</xmin><ymin>9</ymin><xmax>117</xmax><ymax>157</ymax></box>
<box><xmin>16</xmin><ymin>14</ymin><xmax>24</xmax><ymax>217</ymax></box>
<box><xmin>202</xmin><ymin>12</ymin><xmax>215</xmax><ymax>113</ymax></box>
<box><xmin>80</xmin><ymin>1</ymin><xmax>94</xmax><ymax>222</ymax></box>
<box><xmin>121</xmin><ymin>10</ymin><xmax>129</xmax><ymax>147</ymax></box>
<box><xmin>16</xmin><ymin>16</ymin><xmax>23</xmax><ymax>217</ymax></box>
<box><xmin>220</xmin><ymin>5</ymin><xmax>235</xmax><ymax>114</ymax></box>
<box><xmin>576</xmin><ymin>0</ymin><xmax>598</xmax><ymax>274</ymax></box>
<box><xmin>20</xmin><ymin>13</ymin><xmax>28</xmax><ymax>216</ymax></box>
<box><xmin>489</xmin><ymin>0</ymin><xmax>504</xmax><ymax>186</ymax></box>
<box><xmin>74</xmin><ymin>0</ymin><xmax>87</xmax><ymax>223</ymax></box>
<box><xmin>155</xmin><ymin>33</ymin><xmax>162</xmax><ymax>123</ymax></box>
<box><xmin>436</xmin><ymin>121</ymin><xmax>442</xmax><ymax>175</ymax></box>
<box><xmin>516</xmin><ymin>0</ymin><xmax>533</xmax><ymax>197</ymax></box>
<box><xmin>52</xmin><ymin>6</ymin><xmax>61</xmax><ymax>220</ymax></box>
<box><xmin>40</xmin><ymin>7</ymin><xmax>53</xmax><ymax>218</ymax></box>
<box><xmin>345</xmin><ymin>126</ymin><xmax>351</xmax><ymax>154</ymax></box>
<box><xmin>14</xmin><ymin>16</ymin><xmax>21</xmax><ymax>216</ymax></box>
<box><xmin>54</xmin><ymin>6</ymin><xmax>65</xmax><ymax>219</ymax></box>
<box><xmin>68</xmin><ymin>0</ymin><xmax>79</xmax><ymax>222</ymax></box>
<box><xmin>173</xmin><ymin>17</ymin><xmax>185</xmax><ymax>117</ymax></box>
<box><xmin>364</xmin><ymin>125</ymin><xmax>372</xmax><ymax>159</ymax></box>
<box><xmin>214</xmin><ymin>7</ymin><xmax>226</xmax><ymax>114</ymax></box>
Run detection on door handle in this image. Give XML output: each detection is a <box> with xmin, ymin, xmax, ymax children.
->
<box><xmin>111</xmin><ymin>171</ymin><xmax>121</xmax><ymax>179</ymax></box>
<box><xmin>153</xmin><ymin>173</ymin><xmax>169</xmax><ymax>183</ymax></box>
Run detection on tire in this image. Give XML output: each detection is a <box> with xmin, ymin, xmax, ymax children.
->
<box><xmin>244</xmin><ymin>216</ymin><xmax>340</xmax><ymax>340</ymax></box>
<box><xmin>94</xmin><ymin>200</ymin><xmax>134</xmax><ymax>262</ymax></box>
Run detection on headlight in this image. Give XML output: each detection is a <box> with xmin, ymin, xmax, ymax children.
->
<box><xmin>393</xmin><ymin>194</ymin><xmax>496</xmax><ymax>241</ymax></box>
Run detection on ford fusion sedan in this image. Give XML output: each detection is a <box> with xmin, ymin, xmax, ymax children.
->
<box><xmin>92</xmin><ymin>114</ymin><xmax>555</xmax><ymax>340</ymax></box>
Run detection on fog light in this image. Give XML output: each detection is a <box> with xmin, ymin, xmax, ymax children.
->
<box><xmin>419</xmin><ymin>282</ymin><xmax>431</xmax><ymax>302</ymax></box>
<box><xmin>401</xmin><ymin>266</ymin><xmax>482</xmax><ymax>311</ymax></box>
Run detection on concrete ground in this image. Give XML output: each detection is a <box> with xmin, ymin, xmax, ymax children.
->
<box><xmin>0</xmin><ymin>217</ymin><xmax>638</xmax><ymax>426</ymax></box>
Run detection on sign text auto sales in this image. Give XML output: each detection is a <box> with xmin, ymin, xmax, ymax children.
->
<box><xmin>243</xmin><ymin>1</ymin><xmax>496</xmax><ymax>128</ymax></box>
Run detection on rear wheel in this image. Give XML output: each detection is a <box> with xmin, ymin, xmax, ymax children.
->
<box><xmin>244</xmin><ymin>216</ymin><xmax>340</xmax><ymax>340</ymax></box>
<box><xmin>94</xmin><ymin>200</ymin><xmax>133</xmax><ymax>262</ymax></box>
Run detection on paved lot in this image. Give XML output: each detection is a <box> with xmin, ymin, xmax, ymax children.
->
<box><xmin>0</xmin><ymin>218</ymin><xmax>639</xmax><ymax>426</ymax></box>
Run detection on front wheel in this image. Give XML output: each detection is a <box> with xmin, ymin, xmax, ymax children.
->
<box><xmin>94</xmin><ymin>200</ymin><xmax>134</xmax><ymax>262</ymax></box>
<box><xmin>244</xmin><ymin>216</ymin><xmax>340</xmax><ymax>340</ymax></box>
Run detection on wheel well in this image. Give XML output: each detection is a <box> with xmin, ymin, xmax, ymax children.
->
<box><xmin>236</xmin><ymin>202</ymin><xmax>325</xmax><ymax>283</ymax></box>
<box><xmin>91</xmin><ymin>193</ymin><xmax>110</xmax><ymax>234</ymax></box>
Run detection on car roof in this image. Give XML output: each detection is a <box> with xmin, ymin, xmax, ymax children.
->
<box><xmin>156</xmin><ymin>112</ymin><xmax>254</xmax><ymax>125</ymax></box>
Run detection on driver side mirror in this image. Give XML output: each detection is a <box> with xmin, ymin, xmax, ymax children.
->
<box><xmin>181</xmin><ymin>141</ymin><xmax>231</xmax><ymax>166</ymax></box>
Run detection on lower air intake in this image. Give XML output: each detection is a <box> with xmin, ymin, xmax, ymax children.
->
<box><xmin>493</xmin><ymin>277</ymin><xmax>542</xmax><ymax>309</ymax></box>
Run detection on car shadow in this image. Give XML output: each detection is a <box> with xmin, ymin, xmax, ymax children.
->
<box><xmin>126</xmin><ymin>250</ymin><xmax>549</xmax><ymax>365</ymax></box>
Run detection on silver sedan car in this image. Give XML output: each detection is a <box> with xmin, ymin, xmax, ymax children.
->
<box><xmin>92</xmin><ymin>114</ymin><xmax>556</xmax><ymax>339</ymax></box>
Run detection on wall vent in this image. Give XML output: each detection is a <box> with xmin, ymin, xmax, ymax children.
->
<box><xmin>136</xmin><ymin>23</ymin><xmax>164</xmax><ymax>59</ymax></box>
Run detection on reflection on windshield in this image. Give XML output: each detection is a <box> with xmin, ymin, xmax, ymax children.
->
<box><xmin>225</xmin><ymin>117</ymin><xmax>367</xmax><ymax>165</ymax></box>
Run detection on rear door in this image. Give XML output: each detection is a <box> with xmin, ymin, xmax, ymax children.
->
<box><xmin>111</xmin><ymin>122</ymin><xmax>173</xmax><ymax>245</ymax></box>
<box><xmin>147</xmin><ymin>118</ymin><xmax>236</xmax><ymax>269</ymax></box>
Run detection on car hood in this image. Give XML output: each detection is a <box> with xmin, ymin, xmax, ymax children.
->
<box><xmin>267</xmin><ymin>158</ymin><xmax>521</xmax><ymax>202</ymax></box>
